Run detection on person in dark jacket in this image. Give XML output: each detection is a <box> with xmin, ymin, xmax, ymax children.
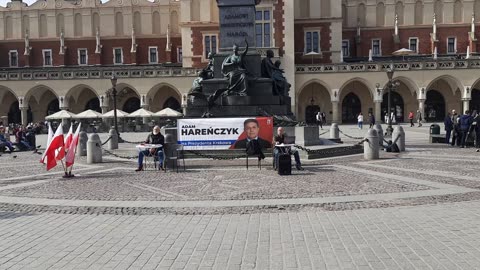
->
<box><xmin>459</xmin><ymin>110</ymin><xmax>473</xmax><ymax>148</ymax></box>
<box><xmin>136</xmin><ymin>126</ymin><xmax>165</xmax><ymax>171</ymax></box>
<box><xmin>472</xmin><ymin>111</ymin><xmax>480</xmax><ymax>148</ymax></box>
<box><xmin>451</xmin><ymin>110</ymin><xmax>460</xmax><ymax>146</ymax></box>
<box><xmin>444</xmin><ymin>112</ymin><xmax>454</xmax><ymax>145</ymax></box>
<box><xmin>368</xmin><ymin>113</ymin><xmax>375</xmax><ymax>129</ymax></box>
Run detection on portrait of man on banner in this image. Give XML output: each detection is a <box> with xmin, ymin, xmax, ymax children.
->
<box><xmin>232</xmin><ymin>118</ymin><xmax>272</xmax><ymax>149</ymax></box>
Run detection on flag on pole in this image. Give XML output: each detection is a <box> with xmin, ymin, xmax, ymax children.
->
<box><xmin>45</xmin><ymin>124</ymin><xmax>65</xmax><ymax>171</ymax></box>
<box><xmin>65</xmin><ymin>123</ymin><xmax>81</xmax><ymax>168</ymax></box>
<box><xmin>64</xmin><ymin>124</ymin><xmax>73</xmax><ymax>151</ymax></box>
<box><xmin>40</xmin><ymin>122</ymin><xmax>54</xmax><ymax>164</ymax></box>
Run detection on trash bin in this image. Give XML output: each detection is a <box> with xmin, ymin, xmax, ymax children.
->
<box><xmin>430</xmin><ymin>124</ymin><xmax>440</xmax><ymax>135</ymax></box>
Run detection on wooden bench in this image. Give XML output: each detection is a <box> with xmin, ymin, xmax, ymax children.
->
<box><xmin>429</xmin><ymin>134</ymin><xmax>446</xmax><ymax>143</ymax></box>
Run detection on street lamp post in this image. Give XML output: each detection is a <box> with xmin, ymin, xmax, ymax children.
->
<box><xmin>385</xmin><ymin>67</ymin><xmax>396</xmax><ymax>136</ymax></box>
<box><xmin>110</xmin><ymin>74</ymin><xmax>119</xmax><ymax>138</ymax></box>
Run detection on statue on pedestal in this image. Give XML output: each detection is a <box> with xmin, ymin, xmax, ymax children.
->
<box><xmin>95</xmin><ymin>27</ymin><xmax>102</xmax><ymax>53</ymax></box>
<box><xmin>188</xmin><ymin>52</ymin><xmax>215</xmax><ymax>96</ymax></box>
<box><xmin>24</xmin><ymin>29</ymin><xmax>31</xmax><ymax>56</ymax></box>
<box><xmin>131</xmin><ymin>26</ymin><xmax>137</xmax><ymax>53</ymax></box>
<box><xmin>261</xmin><ymin>49</ymin><xmax>290</xmax><ymax>96</ymax></box>
<box><xmin>59</xmin><ymin>29</ymin><xmax>66</xmax><ymax>54</ymax></box>
<box><xmin>221</xmin><ymin>39</ymin><xmax>250</xmax><ymax>96</ymax></box>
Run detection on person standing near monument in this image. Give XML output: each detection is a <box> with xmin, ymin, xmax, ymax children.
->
<box><xmin>222</xmin><ymin>39</ymin><xmax>250</xmax><ymax>96</ymax></box>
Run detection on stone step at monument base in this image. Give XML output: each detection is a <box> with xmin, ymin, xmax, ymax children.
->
<box><xmin>185</xmin><ymin>105</ymin><xmax>291</xmax><ymax>118</ymax></box>
<box><xmin>296</xmin><ymin>144</ymin><xmax>363</xmax><ymax>160</ymax></box>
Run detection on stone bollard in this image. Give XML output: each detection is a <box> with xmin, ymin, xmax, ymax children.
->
<box><xmin>373</xmin><ymin>124</ymin><xmax>384</xmax><ymax>146</ymax></box>
<box><xmin>364</xmin><ymin>129</ymin><xmax>380</xmax><ymax>160</ymax></box>
<box><xmin>330</xmin><ymin>123</ymin><xmax>339</xmax><ymax>140</ymax></box>
<box><xmin>78</xmin><ymin>131</ymin><xmax>88</xmax><ymax>156</ymax></box>
<box><xmin>108</xmin><ymin>129</ymin><xmax>118</xmax><ymax>150</ymax></box>
<box><xmin>87</xmin><ymin>133</ymin><xmax>102</xmax><ymax>164</ymax></box>
<box><xmin>393</xmin><ymin>126</ymin><xmax>406</xmax><ymax>151</ymax></box>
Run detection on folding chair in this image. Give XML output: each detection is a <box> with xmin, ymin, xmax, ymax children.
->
<box><xmin>144</xmin><ymin>148</ymin><xmax>163</xmax><ymax>171</ymax></box>
<box><xmin>165</xmin><ymin>144</ymin><xmax>185</xmax><ymax>173</ymax></box>
<box><xmin>246</xmin><ymin>153</ymin><xmax>262</xmax><ymax>170</ymax></box>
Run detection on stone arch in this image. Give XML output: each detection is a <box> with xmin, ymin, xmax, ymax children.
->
<box><xmin>114</xmin><ymin>83</ymin><xmax>141</xmax><ymax>113</ymax></box>
<box><xmin>0</xmin><ymin>86</ymin><xmax>19</xmax><ymax>124</ymax></box>
<box><xmin>380</xmin><ymin>80</ymin><xmax>416</xmax><ymax>122</ymax></box>
<box><xmin>388</xmin><ymin>76</ymin><xmax>419</xmax><ymax>96</ymax></box>
<box><xmin>415</xmin><ymin>0</ymin><xmax>423</xmax><ymax>25</ymax></box>
<box><xmin>5</xmin><ymin>16</ymin><xmax>13</xmax><ymax>39</ymax></box>
<box><xmin>65</xmin><ymin>85</ymin><xmax>100</xmax><ymax>113</ymax></box>
<box><xmin>74</xmin><ymin>13</ymin><xmax>83</xmax><ymax>36</ymax></box>
<box><xmin>115</xmin><ymin>12</ymin><xmax>124</xmax><ymax>36</ymax></box>
<box><xmin>133</xmin><ymin>11</ymin><xmax>142</xmax><ymax>34</ymax></box>
<box><xmin>56</xmin><ymin>13</ymin><xmax>64</xmax><ymax>37</ymax></box>
<box><xmin>395</xmin><ymin>1</ymin><xmax>404</xmax><ymax>25</ymax></box>
<box><xmin>170</xmin><ymin>11</ymin><xmax>179</xmax><ymax>34</ymax></box>
<box><xmin>470</xmin><ymin>89</ymin><xmax>480</xmax><ymax>112</ymax></box>
<box><xmin>426</xmin><ymin>76</ymin><xmax>463</xmax><ymax>121</ymax></box>
<box><xmin>146</xmin><ymin>83</ymin><xmax>182</xmax><ymax>112</ymax></box>
<box><xmin>454</xmin><ymin>0</ymin><xmax>463</xmax><ymax>23</ymax></box>
<box><xmin>376</xmin><ymin>2</ymin><xmax>385</xmax><ymax>27</ymax></box>
<box><xmin>297</xmin><ymin>81</ymin><xmax>332</xmax><ymax>123</ymax></box>
<box><xmin>25</xmin><ymin>85</ymin><xmax>59</xmax><ymax>122</ymax></box>
<box><xmin>425</xmin><ymin>75</ymin><xmax>464</xmax><ymax>96</ymax></box>
<box><xmin>339</xmin><ymin>79</ymin><xmax>374</xmax><ymax>123</ymax></box>
<box><xmin>39</xmin><ymin>14</ymin><xmax>48</xmax><ymax>37</ymax></box>
<box><xmin>152</xmin><ymin>11</ymin><xmax>161</xmax><ymax>34</ymax></box>
<box><xmin>92</xmin><ymin>12</ymin><xmax>100</xmax><ymax>35</ymax></box>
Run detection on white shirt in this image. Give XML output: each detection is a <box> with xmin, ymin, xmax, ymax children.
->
<box><xmin>358</xmin><ymin>115</ymin><xmax>364</xmax><ymax>122</ymax></box>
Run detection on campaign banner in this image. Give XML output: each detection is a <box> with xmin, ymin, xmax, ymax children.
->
<box><xmin>178</xmin><ymin>117</ymin><xmax>273</xmax><ymax>150</ymax></box>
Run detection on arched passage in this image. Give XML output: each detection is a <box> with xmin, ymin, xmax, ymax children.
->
<box><xmin>65</xmin><ymin>85</ymin><xmax>100</xmax><ymax>113</ymax></box>
<box><xmin>339</xmin><ymin>80</ymin><xmax>373</xmax><ymax>123</ymax></box>
<box><xmin>342</xmin><ymin>93</ymin><xmax>362</xmax><ymax>123</ymax></box>
<box><xmin>25</xmin><ymin>86</ymin><xmax>59</xmax><ymax>122</ymax></box>
<box><xmin>470</xmin><ymin>89</ymin><xmax>480</xmax><ymax>112</ymax></box>
<box><xmin>297</xmin><ymin>81</ymin><xmax>332</xmax><ymax>123</ymax></box>
<box><xmin>380</xmin><ymin>80</ymin><xmax>416</xmax><ymax>122</ymax></box>
<box><xmin>114</xmin><ymin>85</ymin><xmax>141</xmax><ymax>113</ymax></box>
<box><xmin>147</xmin><ymin>84</ymin><xmax>182</xmax><ymax>113</ymax></box>
<box><xmin>426</xmin><ymin>77</ymin><xmax>462</xmax><ymax>121</ymax></box>
<box><xmin>122</xmin><ymin>97</ymin><xmax>141</xmax><ymax>113</ymax></box>
<box><xmin>0</xmin><ymin>87</ymin><xmax>18</xmax><ymax>124</ymax></box>
<box><xmin>381</xmin><ymin>91</ymin><xmax>404</xmax><ymax>123</ymax></box>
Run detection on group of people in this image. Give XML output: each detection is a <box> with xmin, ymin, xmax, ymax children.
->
<box><xmin>357</xmin><ymin>112</ymin><xmax>376</xmax><ymax>129</ymax></box>
<box><xmin>0</xmin><ymin>122</ymin><xmax>39</xmax><ymax>154</ymax></box>
<box><xmin>316</xmin><ymin>112</ymin><xmax>327</xmax><ymax>129</ymax></box>
<box><xmin>444</xmin><ymin>109</ymin><xmax>480</xmax><ymax>148</ymax></box>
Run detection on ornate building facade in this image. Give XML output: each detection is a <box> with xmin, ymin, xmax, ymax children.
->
<box><xmin>1</xmin><ymin>0</ymin><xmax>480</xmax><ymax>125</ymax></box>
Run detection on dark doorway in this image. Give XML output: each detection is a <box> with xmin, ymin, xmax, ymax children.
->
<box><xmin>470</xmin><ymin>89</ymin><xmax>480</xmax><ymax>113</ymax></box>
<box><xmin>381</xmin><ymin>91</ymin><xmax>405</xmax><ymax>122</ymax></box>
<box><xmin>46</xmin><ymin>99</ymin><xmax>60</xmax><ymax>116</ymax></box>
<box><xmin>163</xmin><ymin>97</ymin><xmax>181</xmax><ymax>112</ymax></box>
<box><xmin>122</xmin><ymin>97</ymin><xmax>140</xmax><ymax>113</ymax></box>
<box><xmin>8</xmin><ymin>102</ymin><xmax>32</xmax><ymax>124</ymax></box>
<box><xmin>85</xmin><ymin>98</ymin><xmax>101</xmax><ymax>113</ymax></box>
<box><xmin>305</xmin><ymin>105</ymin><xmax>320</xmax><ymax>125</ymax></box>
<box><xmin>425</xmin><ymin>90</ymin><xmax>446</xmax><ymax>122</ymax></box>
<box><xmin>342</xmin><ymin>93</ymin><xmax>361</xmax><ymax>123</ymax></box>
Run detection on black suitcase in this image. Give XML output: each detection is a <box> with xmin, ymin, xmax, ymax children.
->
<box><xmin>277</xmin><ymin>153</ymin><xmax>291</xmax><ymax>175</ymax></box>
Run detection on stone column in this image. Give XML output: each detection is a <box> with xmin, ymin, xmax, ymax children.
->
<box><xmin>418</xmin><ymin>99</ymin><xmax>425</xmax><ymax>122</ymax></box>
<box><xmin>331</xmin><ymin>101</ymin><xmax>340</xmax><ymax>123</ymax></box>
<box><xmin>374</xmin><ymin>101</ymin><xmax>382</xmax><ymax>122</ymax></box>
<box><xmin>20</xmin><ymin>107</ymin><xmax>28</xmax><ymax>126</ymax></box>
<box><xmin>463</xmin><ymin>99</ymin><xmax>470</xmax><ymax>113</ymax></box>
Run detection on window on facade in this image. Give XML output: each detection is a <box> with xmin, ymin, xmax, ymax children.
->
<box><xmin>376</xmin><ymin>2</ymin><xmax>385</xmax><ymax>27</ymax></box>
<box><xmin>453</xmin><ymin>0</ymin><xmax>463</xmax><ymax>23</ymax></box>
<box><xmin>149</xmin><ymin>47</ymin><xmax>158</xmax><ymax>64</ymax></box>
<box><xmin>409</xmin><ymin>38</ymin><xmax>418</xmax><ymax>53</ymax></box>
<box><xmin>114</xmin><ymin>48</ymin><xmax>123</xmax><ymax>64</ymax></box>
<box><xmin>43</xmin><ymin>50</ymin><xmax>52</xmax><ymax>66</ymax></box>
<box><xmin>204</xmin><ymin>35</ymin><xmax>217</xmax><ymax>59</ymax></box>
<box><xmin>39</xmin><ymin>14</ymin><xmax>48</xmax><ymax>37</ymax></box>
<box><xmin>434</xmin><ymin>0</ymin><xmax>443</xmax><ymax>23</ymax></box>
<box><xmin>5</xmin><ymin>16</ymin><xmax>13</xmax><ymax>39</ymax></box>
<box><xmin>78</xmin><ymin>49</ymin><xmax>87</xmax><ymax>65</ymax></box>
<box><xmin>447</xmin><ymin>37</ymin><xmax>456</xmax><ymax>54</ymax></box>
<box><xmin>9</xmin><ymin>51</ymin><xmax>18</xmax><ymax>67</ymax></box>
<box><xmin>357</xmin><ymin>3</ymin><xmax>366</xmax><ymax>27</ymax></box>
<box><xmin>372</xmin><ymin>39</ymin><xmax>381</xmax><ymax>56</ymax></box>
<box><xmin>255</xmin><ymin>9</ymin><xmax>271</xmax><ymax>48</ymax></box>
<box><xmin>305</xmin><ymin>31</ymin><xmax>320</xmax><ymax>53</ymax></box>
<box><xmin>177</xmin><ymin>47</ymin><xmax>183</xmax><ymax>63</ymax></box>
<box><xmin>342</xmin><ymin>40</ymin><xmax>350</xmax><ymax>57</ymax></box>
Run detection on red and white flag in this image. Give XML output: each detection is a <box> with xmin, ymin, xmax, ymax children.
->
<box><xmin>65</xmin><ymin>123</ymin><xmax>81</xmax><ymax>168</ymax></box>
<box><xmin>64</xmin><ymin>124</ymin><xmax>73</xmax><ymax>151</ymax></box>
<box><xmin>40</xmin><ymin>122</ymin><xmax>54</xmax><ymax>164</ymax></box>
<box><xmin>45</xmin><ymin>124</ymin><xmax>64</xmax><ymax>171</ymax></box>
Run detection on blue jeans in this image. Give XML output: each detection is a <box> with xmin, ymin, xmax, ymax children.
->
<box><xmin>358</xmin><ymin>121</ymin><xmax>363</xmax><ymax>129</ymax></box>
<box><xmin>138</xmin><ymin>149</ymin><xmax>164</xmax><ymax>167</ymax></box>
<box><xmin>445</xmin><ymin>129</ymin><xmax>452</xmax><ymax>144</ymax></box>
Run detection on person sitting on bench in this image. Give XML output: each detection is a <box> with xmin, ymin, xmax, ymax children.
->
<box><xmin>273</xmin><ymin>127</ymin><xmax>304</xmax><ymax>170</ymax></box>
<box><xmin>384</xmin><ymin>140</ymin><xmax>400</xmax><ymax>152</ymax></box>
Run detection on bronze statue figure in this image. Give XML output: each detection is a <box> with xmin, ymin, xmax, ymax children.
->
<box><xmin>221</xmin><ymin>39</ymin><xmax>250</xmax><ymax>96</ymax></box>
<box><xmin>261</xmin><ymin>49</ymin><xmax>290</xmax><ymax>96</ymax></box>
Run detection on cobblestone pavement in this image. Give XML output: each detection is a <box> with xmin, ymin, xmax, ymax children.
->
<box><xmin>0</xmin><ymin>124</ymin><xmax>480</xmax><ymax>269</ymax></box>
